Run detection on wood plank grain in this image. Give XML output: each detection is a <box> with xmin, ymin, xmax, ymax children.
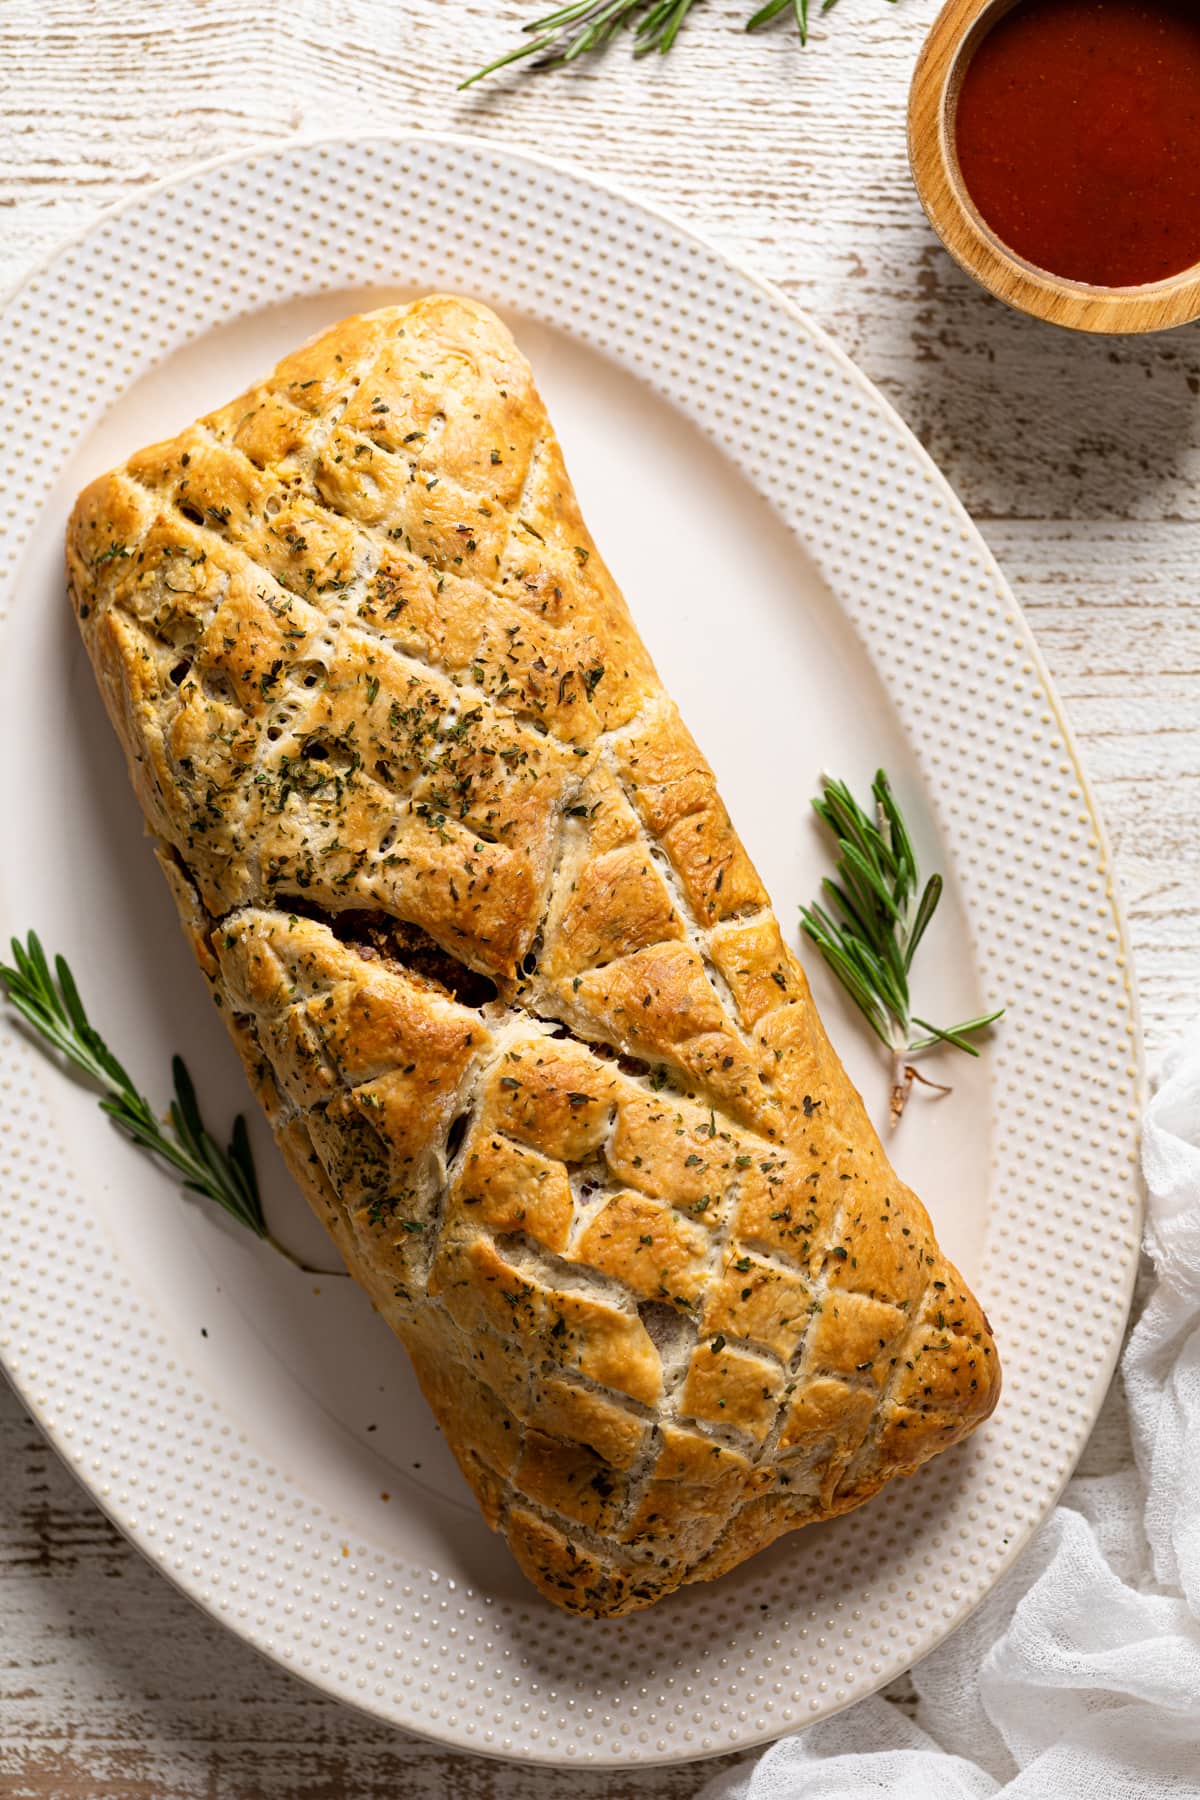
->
<box><xmin>1</xmin><ymin>0</ymin><xmax>1195</xmax><ymax>1791</ymax></box>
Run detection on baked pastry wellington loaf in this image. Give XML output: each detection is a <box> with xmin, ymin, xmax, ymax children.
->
<box><xmin>67</xmin><ymin>296</ymin><xmax>999</xmax><ymax>1615</ymax></box>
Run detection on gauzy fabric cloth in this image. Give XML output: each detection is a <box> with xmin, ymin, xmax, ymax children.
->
<box><xmin>697</xmin><ymin>1022</ymin><xmax>1200</xmax><ymax>1800</ymax></box>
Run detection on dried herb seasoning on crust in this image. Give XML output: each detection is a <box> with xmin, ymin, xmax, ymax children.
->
<box><xmin>67</xmin><ymin>296</ymin><xmax>1000</xmax><ymax>1616</ymax></box>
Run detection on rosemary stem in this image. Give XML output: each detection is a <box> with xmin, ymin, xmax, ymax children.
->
<box><xmin>802</xmin><ymin>771</ymin><xmax>1004</xmax><ymax>1126</ymax></box>
<box><xmin>462</xmin><ymin>0</ymin><xmax>844</xmax><ymax>86</ymax></box>
<box><xmin>1</xmin><ymin>933</ymin><xmax>322</xmax><ymax>1272</ymax></box>
<box><xmin>889</xmin><ymin>1052</ymin><xmax>910</xmax><ymax>1131</ymax></box>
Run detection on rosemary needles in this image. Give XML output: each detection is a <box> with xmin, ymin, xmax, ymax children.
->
<box><xmin>461</xmin><ymin>0</ymin><xmax>844</xmax><ymax>89</ymax></box>
<box><xmin>801</xmin><ymin>772</ymin><xmax>1003</xmax><ymax>1125</ymax></box>
<box><xmin>0</xmin><ymin>933</ymin><xmax>307</xmax><ymax>1267</ymax></box>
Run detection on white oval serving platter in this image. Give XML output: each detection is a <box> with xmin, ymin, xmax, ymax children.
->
<box><xmin>0</xmin><ymin>134</ymin><xmax>1141</xmax><ymax>1767</ymax></box>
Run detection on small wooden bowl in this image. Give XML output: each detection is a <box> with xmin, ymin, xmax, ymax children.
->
<box><xmin>908</xmin><ymin>0</ymin><xmax>1200</xmax><ymax>334</ymax></box>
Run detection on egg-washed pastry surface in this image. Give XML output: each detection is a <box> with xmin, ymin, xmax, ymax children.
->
<box><xmin>68</xmin><ymin>295</ymin><xmax>999</xmax><ymax>1616</ymax></box>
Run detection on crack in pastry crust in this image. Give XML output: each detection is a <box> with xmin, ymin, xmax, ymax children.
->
<box><xmin>68</xmin><ymin>295</ymin><xmax>1000</xmax><ymax>1616</ymax></box>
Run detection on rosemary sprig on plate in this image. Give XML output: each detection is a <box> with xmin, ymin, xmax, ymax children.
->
<box><xmin>461</xmin><ymin>0</ymin><xmax>852</xmax><ymax>89</ymax></box>
<box><xmin>801</xmin><ymin>772</ymin><xmax>1003</xmax><ymax>1125</ymax></box>
<box><xmin>0</xmin><ymin>932</ymin><xmax>310</xmax><ymax>1268</ymax></box>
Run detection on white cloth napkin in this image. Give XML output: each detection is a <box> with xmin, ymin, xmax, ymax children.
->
<box><xmin>698</xmin><ymin>1023</ymin><xmax>1200</xmax><ymax>1800</ymax></box>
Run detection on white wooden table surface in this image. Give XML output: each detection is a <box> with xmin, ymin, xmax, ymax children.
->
<box><xmin>2</xmin><ymin>2</ymin><xmax>1198</xmax><ymax>1794</ymax></box>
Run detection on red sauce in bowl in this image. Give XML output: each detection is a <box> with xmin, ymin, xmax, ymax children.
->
<box><xmin>955</xmin><ymin>0</ymin><xmax>1200</xmax><ymax>288</ymax></box>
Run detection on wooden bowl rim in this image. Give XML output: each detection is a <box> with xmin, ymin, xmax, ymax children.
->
<box><xmin>908</xmin><ymin>0</ymin><xmax>1200</xmax><ymax>335</ymax></box>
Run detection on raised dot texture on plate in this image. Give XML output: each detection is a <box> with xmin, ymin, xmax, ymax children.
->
<box><xmin>0</xmin><ymin>132</ymin><xmax>1141</xmax><ymax>1767</ymax></box>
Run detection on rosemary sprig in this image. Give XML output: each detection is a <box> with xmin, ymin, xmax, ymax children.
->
<box><xmin>460</xmin><ymin>0</ymin><xmax>853</xmax><ymax>88</ymax></box>
<box><xmin>0</xmin><ymin>932</ymin><xmax>310</xmax><ymax>1268</ymax></box>
<box><xmin>800</xmin><ymin>772</ymin><xmax>1003</xmax><ymax>1125</ymax></box>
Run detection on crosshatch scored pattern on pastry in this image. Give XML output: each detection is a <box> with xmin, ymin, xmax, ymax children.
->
<box><xmin>0</xmin><ymin>136</ymin><xmax>1141</xmax><ymax>1763</ymax></box>
<box><xmin>67</xmin><ymin>292</ymin><xmax>1002</xmax><ymax>1615</ymax></box>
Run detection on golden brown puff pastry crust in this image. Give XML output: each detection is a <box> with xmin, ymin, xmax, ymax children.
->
<box><xmin>67</xmin><ymin>295</ymin><xmax>999</xmax><ymax>1616</ymax></box>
